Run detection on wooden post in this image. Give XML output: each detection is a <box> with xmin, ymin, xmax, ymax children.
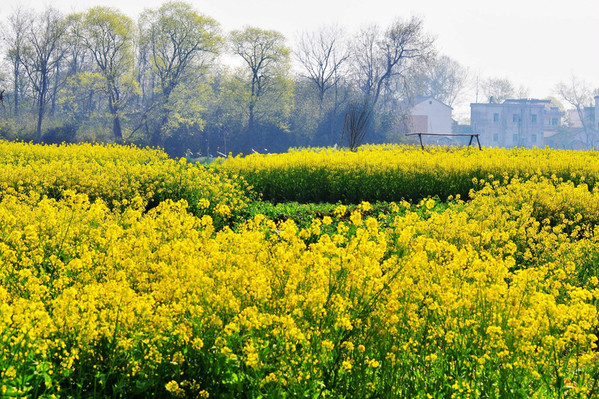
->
<box><xmin>404</xmin><ymin>132</ymin><xmax>482</xmax><ymax>150</ymax></box>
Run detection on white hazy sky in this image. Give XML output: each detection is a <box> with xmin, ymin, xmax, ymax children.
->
<box><xmin>1</xmin><ymin>0</ymin><xmax>598</xmax><ymax>118</ymax></box>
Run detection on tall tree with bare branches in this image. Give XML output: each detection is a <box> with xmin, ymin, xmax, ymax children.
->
<box><xmin>20</xmin><ymin>7</ymin><xmax>67</xmax><ymax>141</ymax></box>
<box><xmin>2</xmin><ymin>7</ymin><xmax>31</xmax><ymax>117</ymax></box>
<box><xmin>296</xmin><ymin>25</ymin><xmax>349</xmax><ymax>109</ymax></box>
<box><xmin>351</xmin><ymin>17</ymin><xmax>435</xmax><ymax>107</ymax></box>
<box><xmin>409</xmin><ymin>55</ymin><xmax>468</xmax><ymax>107</ymax></box>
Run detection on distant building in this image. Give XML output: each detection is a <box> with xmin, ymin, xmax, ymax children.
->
<box><xmin>582</xmin><ymin>95</ymin><xmax>599</xmax><ymax>134</ymax></box>
<box><xmin>470</xmin><ymin>98</ymin><xmax>563</xmax><ymax>148</ymax></box>
<box><xmin>566</xmin><ymin>99</ymin><xmax>597</xmax><ymax>129</ymax></box>
<box><xmin>404</xmin><ymin>96</ymin><xmax>454</xmax><ymax>145</ymax></box>
<box><xmin>407</xmin><ymin>96</ymin><xmax>453</xmax><ymax>133</ymax></box>
<box><xmin>567</xmin><ymin>109</ymin><xmax>583</xmax><ymax>128</ymax></box>
<box><xmin>552</xmin><ymin>96</ymin><xmax>599</xmax><ymax>149</ymax></box>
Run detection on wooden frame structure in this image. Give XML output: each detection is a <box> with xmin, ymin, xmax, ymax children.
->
<box><xmin>405</xmin><ymin>132</ymin><xmax>482</xmax><ymax>150</ymax></box>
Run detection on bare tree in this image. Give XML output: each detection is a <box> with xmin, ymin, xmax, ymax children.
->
<box><xmin>409</xmin><ymin>55</ymin><xmax>468</xmax><ymax>107</ymax></box>
<box><xmin>351</xmin><ymin>17</ymin><xmax>435</xmax><ymax>106</ymax></box>
<box><xmin>2</xmin><ymin>7</ymin><xmax>32</xmax><ymax>117</ymax></box>
<box><xmin>482</xmin><ymin>77</ymin><xmax>515</xmax><ymax>103</ymax></box>
<box><xmin>20</xmin><ymin>7</ymin><xmax>67</xmax><ymax>141</ymax></box>
<box><xmin>517</xmin><ymin>85</ymin><xmax>530</xmax><ymax>100</ymax></box>
<box><xmin>296</xmin><ymin>25</ymin><xmax>349</xmax><ymax>109</ymax></box>
<box><xmin>341</xmin><ymin>100</ymin><xmax>372</xmax><ymax>151</ymax></box>
<box><xmin>556</xmin><ymin>75</ymin><xmax>599</xmax><ymax>147</ymax></box>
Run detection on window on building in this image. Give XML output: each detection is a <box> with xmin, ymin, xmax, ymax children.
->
<box><xmin>493</xmin><ymin>113</ymin><xmax>499</xmax><ymax>122</ymax></box>
<box><xmin>493</xmin><ymin>134</ymin><xmax>499</xmax><ymax>142</ymax></box>
<box><xmin>552</xmin><ymin>118</ymin><xmax>558</xmax><ymax>126</ymax></box>
<box><xmin>532</xmin><ymin>114</ymin><xmax>537</xmax><ymax>123</ymax></box>
<box><xmin>532</xmin><ymin>134</ymin><xmax>537</xmax><ymax>143</ymax></box>
<box><xmin>513</xmin><ymin>134</ymin><xmax>518</xmax><ymax>143</ymax></box>
<box><xmin>429</xmin><ymin>100</ymin><xmax>432</xmax><ymax>104</ymax></box>
<box><xmin>513</xmin><ymin>114</ymin><xmax>518</xmax><ymax>123</ymax></box>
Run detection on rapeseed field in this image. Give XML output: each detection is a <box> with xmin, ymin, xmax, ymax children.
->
<box><xmin>220</xmin><ymin>144</ymin><xmax>599</xmax><ymax>203</ymax></box>
<box><xmin>2</xmin><ymin>142</ymin><xmax>599</xmax><ymax>398</ymax></box>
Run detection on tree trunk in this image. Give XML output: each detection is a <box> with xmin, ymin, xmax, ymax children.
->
<box><xmin>247</xmin><ymin>101</ymin><xmax>255</xmax><ymax>152</ymax></box>
<box><xmin>108</xmin><ymin>95</ymin><xmax>123</xmax><ymax>142</ymax></box>
<box><xmin>318</xmin><ymin>88</ymin><xmax>325</xmax><ymax>112</ymax></box>
<box><xmin>36</xmin><ymin>101</ymin><xmax>44</xmax><ymax>142</ymax></box>
<box><xmin>50</xmin><ymin>61</ymin><xmax>60</xmax><ymax>117</ymax></box>
<box><xmin>330</xmin><ymin>83</ymin><xmax>340</xmax><ymax>146</ymax></box>
<box><xmin>13</xmin><ymin>63</ymin><xmax>19</xmax><ymax>117</ymax></box>
<box><xmin>113</xmin><ymin>114</ymin><xmax>123</xmax><ymax>142</ymax></box>
<box><xmin>246</xmin><ymin>74</ymin><xmax>259</xmax><ymax>152</ymax></box>
<box><xmin>36</xmin><ymin>71</ymin><xmax>48</xmax><ymax>142</ymax></box>
<box><xmin>151</xmin><ymin>112</ymin><xmax>168</xmax><ymax>148</ymax></box>
<box><xmin>153</xmin><ymin>93</ymin><xmax>173</xmax><ymax>148</ymax></box>
<box><xmin>87</xmin><ymin>91</ymin><xmax>94</xmax><ymax>117</ymax></box>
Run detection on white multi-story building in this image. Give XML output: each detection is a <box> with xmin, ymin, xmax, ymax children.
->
<box><xmin>470</xmin><ymin>98</ymin><xmax>562</xmax><ymax>148</ymax></box>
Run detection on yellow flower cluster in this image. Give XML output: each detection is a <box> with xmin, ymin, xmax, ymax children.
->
<box><xmin>2</xmin><ymin>173</ymin><xmax>599</xmax><ymax>396</ymax></box>
<box><xmin>219</xmin><ymin>144</ymin><xmax>599</xmax><ymax>203</ymax></box>
<box><xmin>0</xmin><ymin>141</ymin><xmax>250</xmax><ymax>225</ymax></box>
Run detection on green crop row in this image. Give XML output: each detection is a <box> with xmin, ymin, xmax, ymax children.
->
<box><xmin>219</xmin><ymin>144</ymin><xmax>599</xmax><ymax>203</ymax></box>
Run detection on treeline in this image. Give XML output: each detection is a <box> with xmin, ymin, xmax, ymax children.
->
<box><xmin>0</xmin><ymin>1</ymin><xmax>468</xmax><ymax>156</ymax></box>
